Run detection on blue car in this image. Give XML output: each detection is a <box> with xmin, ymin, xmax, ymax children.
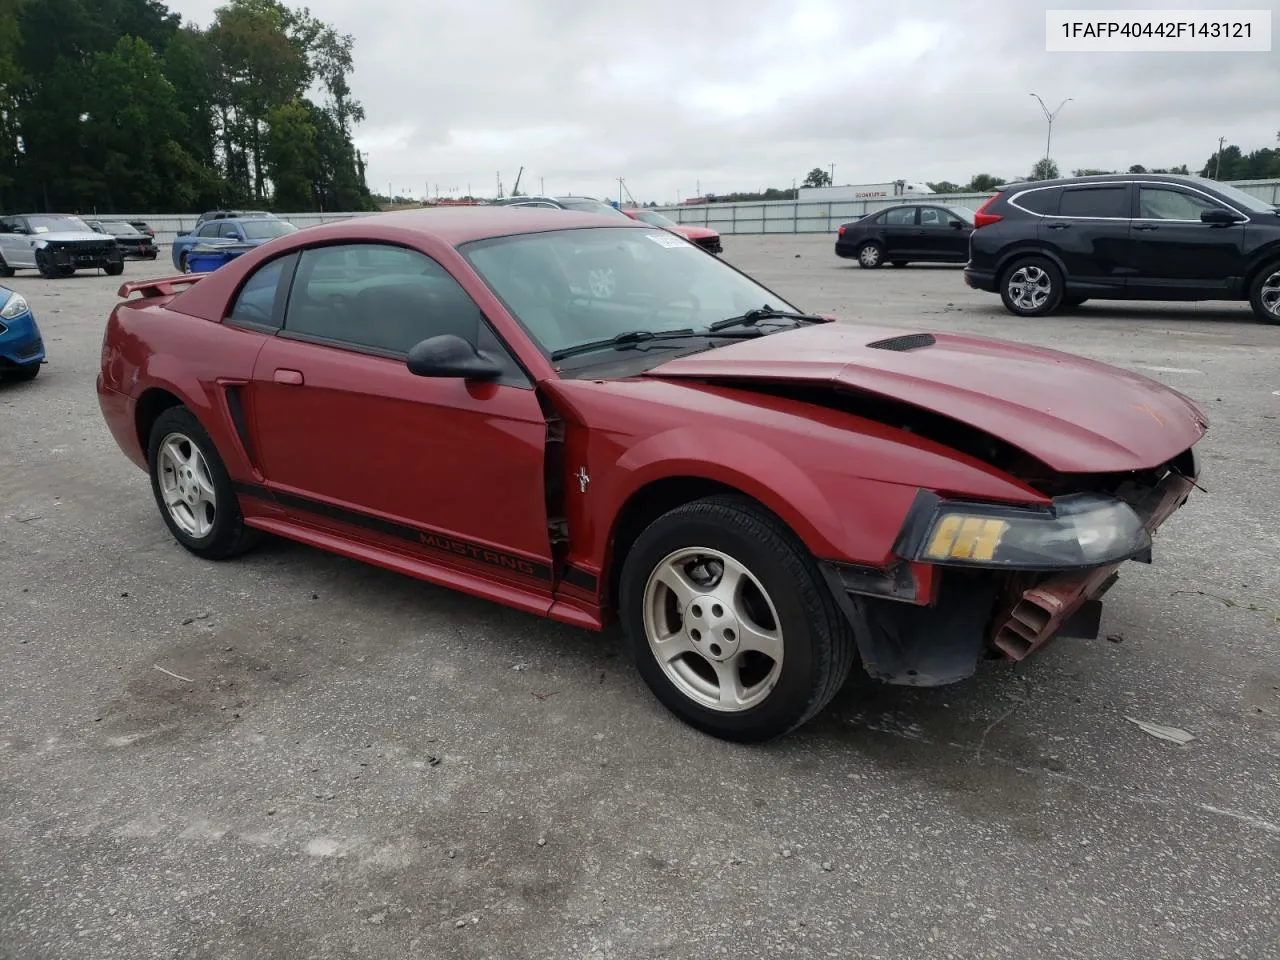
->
<box><xmin>0</xmin><ymin>284</ymin><xmax>44</xmax><ymax>381</ymax></box>
<box><xmin>170</xmin><ymin>216</ymin><xmax>298</xmax><ymax>272</ymax></box>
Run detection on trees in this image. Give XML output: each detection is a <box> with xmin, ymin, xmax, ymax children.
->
<box><xmin>1029</xmin><ymin>157</ymin><xmax>1060</xmax><ymax>181</ymax></box>
<box><xmin>0</xmin><ymin>0</ymin><xmax>374</xmax><ymax>213</ymax></box>
<box><xmin>801</xmin><ymin>167</ymin><xmax>832</xmax><ymax>188</ymax></box>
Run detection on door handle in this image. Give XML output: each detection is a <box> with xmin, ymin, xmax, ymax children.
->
<box><xmin>1134</xmin><ymin>223</ymin><xmax>1159</xmax><ymax>231</ymax></box>
<box><xmin>273</xmin><ymin>368</ymin><xmax>304</xmax><ymax>385</ymax></box>
<box><xmin>1046</xmin><ymin>223</ymin><xmax>1070</xmax><ymax>230</ymax></box>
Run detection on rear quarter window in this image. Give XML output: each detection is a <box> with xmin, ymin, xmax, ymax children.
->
<box><xmin>1012</xmin><ymin>187</ymin><xmax>1062</xmax><ymax>216</ymax></box>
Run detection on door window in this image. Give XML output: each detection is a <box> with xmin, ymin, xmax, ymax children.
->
<box><xmin>879</xmin><ymin>207</ymin><xmax>916</xmax><ymax>226</ymax></box>
<box><xmin>1138</xmin><ymin>186</ymin><xmax>1227</xmax><ymax>221</ymax></box>
<box><xmin>918</xmin><ymin>207</ymin><xmax>950</xmax><ymax>226</ymax></box>
<box><xmin>279</xmin><ymin>243</ymin><xmax>525</xmax><ymax>388</ymax></box>
<box><xmin>1058</xmin><ymin>186</ymin><xmax>1129</xmax><ymax>219</ymax></box>
<box><xmin>219</xmin><ymin>222</ymin><xmax>241</xmax><ymax>239</ymax></box>
<box><xmin>197</xmin><ymin>223</ymin><xmax>222</xmax><ymax>238</ymax></box>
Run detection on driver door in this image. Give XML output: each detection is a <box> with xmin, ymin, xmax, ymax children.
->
<box><xmin>247</xmin><ymin>242</ymin><xmax>556</xmax><ymax>594</ymax></box>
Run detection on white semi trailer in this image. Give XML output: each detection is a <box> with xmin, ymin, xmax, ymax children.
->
<box><xmin>797</xmin><ymin>180</ymin><xmax>935</xmax><ymax>201</ymax></box>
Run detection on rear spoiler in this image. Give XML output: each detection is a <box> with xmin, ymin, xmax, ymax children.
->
<box><xmin>117</xmin><ymin>274</ymin><xmax>206</xmax><ymax>299</ymax></box>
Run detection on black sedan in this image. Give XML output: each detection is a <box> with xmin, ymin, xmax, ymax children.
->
<box><xmin>86</xmin><ymin>219</ymin><xmax>158</xmax><ymax>260</ymax></box>
<box><xmin>835</xmin><ymin>203</ymin><xmax>975</xmax><ymax>268</ymax></box>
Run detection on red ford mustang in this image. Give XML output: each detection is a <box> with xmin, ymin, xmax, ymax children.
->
<box><xmin>96</xmin><ymin>207</ymin><xmax>1208</xmax><ymax>742</ymax></box>
<box><xmin>621</xmin><ymin>207</ymin><xmax>723</xmax><ymax>254</ymax></box>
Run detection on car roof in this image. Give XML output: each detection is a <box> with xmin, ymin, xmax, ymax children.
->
<box><xmin>323</xmin><ymin>206</ymin><xmax>644</xmax><ymax>244</ymax></box>
<box><xmin>997</xmin><ymin>173</ymin><xmax>1211</xmax><ymax>190</ymax></box>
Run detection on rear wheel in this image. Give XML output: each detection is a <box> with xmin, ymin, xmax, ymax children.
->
<box><xmin>1000</xmin><ymin>256</ymin><xmax>1064</xmax><ymax>317</ymax></box>
<box><xmin>8</xmin><ymin>362</ymin><xmax>40</xmax><ymax>381</ymax></box>
<box><xmin>104</xmin><ymin>261</ymin><xmax>124</xmax><ymax>276</ymax></box>
<box><xmin>1248</xmin><ymin>261</ymin><xmax>1280</xmax><ymax>325</ymax></box>
<box><xmin>857</xmin><ymin>242</ymin><xmax>884</xmax><ymax>269</ymax></box>
<box><xmin>147</xmin><ymin>406</ymin><xmax>260</xmax><ymax>560</ymax></box>
<box><xmin>619</xmin><ymin>495</ymin><xmax>858</xmax><ymax>743</ymax></box>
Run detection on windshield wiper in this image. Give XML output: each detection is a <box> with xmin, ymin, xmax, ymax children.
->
<box><xmin>550</xmin><ymin>328</ymin><xmax>701</xmax><ymax>361</ymax></box>
<box><xmin>709</xmin><ymin>305</ymin><xmax>828</xmax><ymax>332</ymax></box>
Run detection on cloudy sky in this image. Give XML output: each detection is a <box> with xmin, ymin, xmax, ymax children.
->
<box><xmin>169</xmin><ymin>0</ymin><xmax>1278</xmax><ymax>203</ymax></box>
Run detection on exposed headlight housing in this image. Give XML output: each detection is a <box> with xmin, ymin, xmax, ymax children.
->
<box><xmin>896</xmin><ymin>491</ymin><xmax>1151</xmax><ymax>571</ymax></box>
<box><xmin>1</xmin><ymin>292</ymin><xmax>29</xmax><ymax>319</ymax></box>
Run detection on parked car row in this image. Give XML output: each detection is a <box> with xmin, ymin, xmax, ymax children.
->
<box><xmin>490</xmin><ymin>194</ymin><xmax>725</xmax><ymax>255</ymax></box>
<box><xmin>835</xmin><ymin>172</ymin><xmax>1280</xmax><ymax>324</ymax></box>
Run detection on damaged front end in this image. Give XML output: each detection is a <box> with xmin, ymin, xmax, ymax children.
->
<box><xmin>820</xmin><ymin>446</ymin><xmax>1201</xmax><ymax>686</ymax></box>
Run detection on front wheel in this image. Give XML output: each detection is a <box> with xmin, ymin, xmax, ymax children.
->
<box><xmin>104</xmin><ymin>261</ymin><xmax>124</xmax><ymax>276</ymax></box>
<box><xmin>1249</xmin><ymin>261</ymin><xmax>1280</xmax><ymax>325</ymax></box>
<box><xmin>179</xmin><ymin>253</ymin><xmax>191</xmax><ymax>273</ymax></box>
<box><xmin>147</xmin><ymin>406</ymin><xmax>260</xmax><ymax>560</ymax></box>
<box><xmin>1000</xmin><ymin>256</ymin><xmax>1064</xmax><ymax>317</ymax></box>
<box><xmin>618</xmin><ymin>495</ymin><xmax>858</xmax><ymax>742</ymax></box>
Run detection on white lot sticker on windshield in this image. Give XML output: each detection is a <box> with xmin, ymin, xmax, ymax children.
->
<box><xmin>33</xmin><ymin>226</ymin><xmax>48</xmax><ymax>233</ymax></box>
<box><xmin>646</xmin><ymin>232</ymin><xmax>689</xmax><ymax>248</ymax></box>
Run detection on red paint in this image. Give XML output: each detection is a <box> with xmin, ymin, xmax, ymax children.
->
<box><xmin>97</xmin><ymin>207</ymin><xmax>1208</xmax><ymax>631</ymax></box>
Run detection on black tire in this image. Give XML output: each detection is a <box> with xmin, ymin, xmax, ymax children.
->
<box><xmin>35</xmin><ymin>250</ymin><xmax>59</xmax><ymax>279</ymax></box>
<box><xmin>147</xmin><ymin>406</ymin><xmax>259</xmax><ymax>561</ymax></box>
<box><xmin>0</xmin><ymin>255</ymin><xmax>13</xmax><ymax>278</ymax></box>
<box><xmin>857</xmin><ymin>242</ymin><xmax>884</xmax><ymax>269</ymax></box>
<box><xmin>104</xmin><ymin>261</ymin><xmax>124</xmax><ymax>276</ymax></box>
<box><xmin>179</xmin><ymin>252</ymin><xmax>190</xmax><ymax>273</ymax></box>
<box><xmin>999</xmin><ymin>255</ymin><xmax>1064</xmax><ymax>317</ymax></box>
<box><xmin>8</xmin><ymin>362</ymin><xmax>40</xmax><ymax>381</ymax></box>
<box><xmin>1248</xmin><ymin>260</ymin><xmax>1280</xmax><ymax>325</ymax></box>
<box><xmin>618</xmin><ymin>494</ymin><xmax>858</xmax><ymax>743</ymax></box>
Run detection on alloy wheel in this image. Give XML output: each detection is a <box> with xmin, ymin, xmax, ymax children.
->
<box><xmin>1007</xmin><ymin>264</ymin><xmax>1053</xmax><ymax>311</ymax></box>
<box><xmin>156</xmin><ymin>431</ymin><xmax>217</xmax><ymax>539</ymax></box>
<box><xmin>1261</xmin><ymin>269</ymin><xmax>1280</xmax><ymax>320</ymax></box>
<box><xmin>642</xmin><ymin>546</ymin><xmax>785</xmax><ymax>712</ymax></box>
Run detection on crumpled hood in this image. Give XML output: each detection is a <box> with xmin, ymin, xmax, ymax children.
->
<box><xmin>643</xmin><ymin>322</ymin><xmax>1208</xmax><ymax>474</ymax></box>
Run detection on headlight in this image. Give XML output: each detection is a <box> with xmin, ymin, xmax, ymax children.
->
<box><xmin>899</xmin><ymin>492</ymin><xmax>1150</xmax><ymax>570</ymax></box>
<box><xmin>33</xmin><ymin>239</ymin><xmax>48</xmax><ymax>249</ymax></box>
<box><xmin>0</xmin><ymin>292</ymin><xmax>29</xmax><ymax>319</ymax></box>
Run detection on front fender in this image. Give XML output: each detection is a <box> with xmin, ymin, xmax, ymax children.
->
<box><xmin>595</xmin><ymin>425</ymin><xmax>926</xmax><ymax>568</ymax></box>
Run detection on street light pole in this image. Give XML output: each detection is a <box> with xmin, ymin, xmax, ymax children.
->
<box><xmin>1029</xmin><ymin>93</ymin><xmax>1072</xmax><ymax>162</ymax></box>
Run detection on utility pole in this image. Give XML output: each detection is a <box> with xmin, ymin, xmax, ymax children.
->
<box><xmin>829</xmin><ymin>163</ymin><xmax>834</xmax><ymax>184</ymax></box>
<box><xmin>1214</xmin><ymin>136</ymin><xmax>1226</xmax><ymax>179</ymax></box>
<box><xmin>1030</xmin><ymin>93</ymin><xmax>1072</xmax><ymax>163</ymax></box>
<box><xmin>540</xmin><ymin>176</ymin><xmax>544</xmax><ymax>194</ymax></box>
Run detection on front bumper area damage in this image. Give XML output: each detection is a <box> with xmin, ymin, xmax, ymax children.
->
<box><xmin>821</xmin><ymin>458</ymin><xmax>1199</xmax><ymax>687</ymax></box>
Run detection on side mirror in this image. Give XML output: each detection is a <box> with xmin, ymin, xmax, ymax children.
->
<box><xmin>1201</xmin><ymin>208</ymin><xmax>1242</xmax><ymax>225</ymax></box>
<box><xmin>406</xmin><ymin>334</ymin><xmax>502</xmax><ymax>380</ymax></box>
<box><xmin>949</xmin><ymin>219</ymin><xmax>966</xmax><ymax>229</ymax></box>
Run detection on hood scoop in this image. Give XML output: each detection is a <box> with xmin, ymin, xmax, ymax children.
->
<box><xmin>866</xmin><ymin>332</ymin><xmax>936</xmax><ymax>352</ymax></box>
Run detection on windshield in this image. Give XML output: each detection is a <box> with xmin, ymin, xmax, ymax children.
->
<box><xmin>100</xmin><ymin>221</ymin><xmax>139</xmax><ymax>234</ymax></box>
<box><xmin>1202</xmin><ymin>180</ymin><xmax>1277</xmax><ymax>213</ymax></box>
<box><xmin>27</xmin><ymin>215</ymin><xmax>91</xmax><ymax>234</ymax></box>
<box><xmin>558</xmin><ymin>198</ymin><xmax>632</xmax><ymax>218</ymax></box>
<box><xmin>461</xmin><ymin>226</ymin><xmax>800</xmax><ymax>363</ymax></box>
<box><xmin>946</xmin><ymin>205</ymin><xmax>977</xmax><ymax>224</ymax></box>
<box><xmin>241</xmin><ymin>219</ymin><xmax>298</xmax><ymax>240</ymax></box>
<box><xmin>633</xmin><ymin>210</ymin><xmax>677</xmax><ymax>228</ymax></box>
